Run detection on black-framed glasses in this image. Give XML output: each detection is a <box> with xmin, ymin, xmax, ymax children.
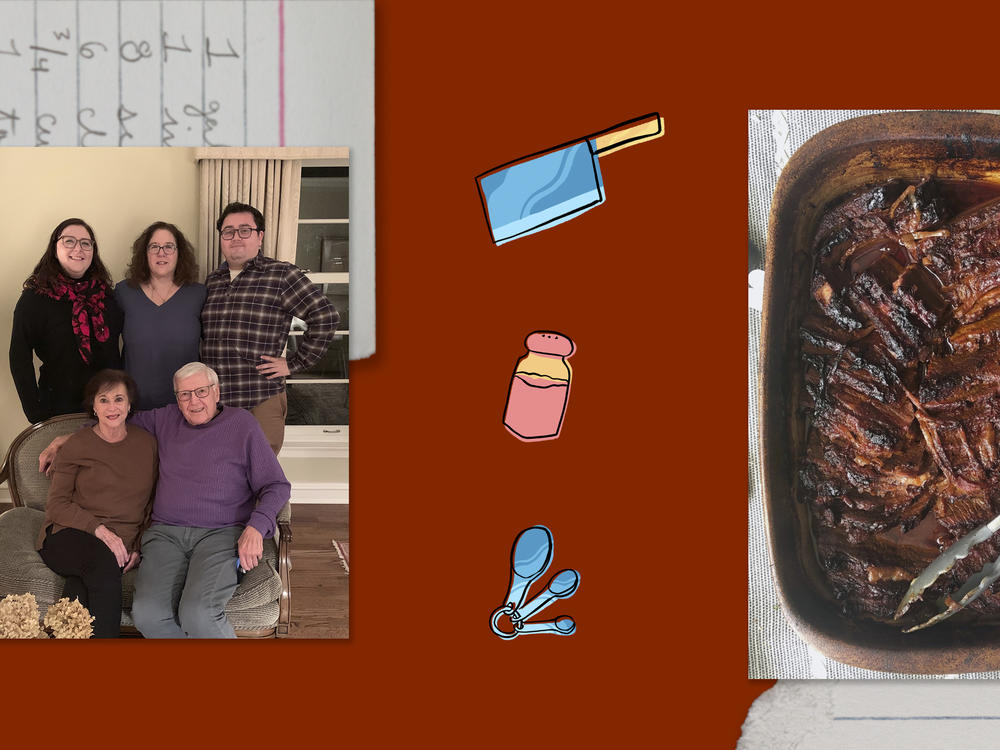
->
<box><xmin>58</xmin><ymin>236</ymin><xmax>93</xmax><ymax>251</ymax></box>
<box><xmin>220</xmin><ymin>226</ymin><xmax>261</xmax><ymax>240</ymax></box>
<box><xmin>174</xmin><ymin>384</ymin><xmax>215</xmax><ymax>401</ymax></box>
<box><xmin>148</xmin><ymin>243</ymin><xmax>177</xmax><ymax>255</ymax></box>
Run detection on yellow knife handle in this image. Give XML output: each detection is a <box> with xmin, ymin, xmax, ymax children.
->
<box><xmin>589</xmin><ymin>112</ymin><xmax>663</xmax><ymax>156</ymax></box>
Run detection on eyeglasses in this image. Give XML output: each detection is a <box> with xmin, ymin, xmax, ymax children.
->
<box><xmin>220</xmin><ymin>226</ymin><xmax>261</xmax><ymax>240</ymax></box>
<box><xmin>58</xmin><ymin>236</ymin><xmax>93</xmax><ymax>251</ymax></box>
<box><xmin>174</xmin><ymin>384</ymin><xmax>215</xmax><ymax>401</ymax></box>
<box><xmin>148</xmin><ymin>243</ymin><xmax>177</xmax><ymax>255</ymax></box>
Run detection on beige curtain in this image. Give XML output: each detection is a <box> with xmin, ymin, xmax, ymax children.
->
<box><xmin>196</xmin><ymin>158</ymin><xmax>302</xmax><ymax>280</ymax></box>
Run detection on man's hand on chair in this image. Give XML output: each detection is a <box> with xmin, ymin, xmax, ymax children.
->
<box><xmin>237</xmin><ymin>526</ymin><xmax>264</xmax><ymax>572</ymax></box>
<box><xmin>38</xmin><ymin>434</ymin><xmax>72</xmax><ymax>476</ymax></box>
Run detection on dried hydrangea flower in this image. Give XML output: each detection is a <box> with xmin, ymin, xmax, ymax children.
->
<box><xmin>43</xmin><ymin>597</ymin><xmax>94</xmax><ymax>639</ymax></box>
<box><xmin>0</xmin><ymin>592</ymin><xmax>43</xmax><ymax>639</ymax></box>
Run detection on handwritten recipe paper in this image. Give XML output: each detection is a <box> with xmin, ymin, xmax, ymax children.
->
<box><xmin>0</xmin><ymin>0</ymin><xmax>374</xmax><ymax>357</ymax></box>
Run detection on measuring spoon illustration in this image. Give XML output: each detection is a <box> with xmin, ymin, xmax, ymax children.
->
<box><xmin>503</xmin><ymin>525</ymin><xmax>554</xmax><ymax>612</ymax></box>
<box><xmin>511</xmin><ymin>569</ymin><xmax>580</xmax><ymax>624</ymax></box>
<box><xmin>515</xmin><ymin>616</ymin><xmax>576</xmax><ymax>636</ymax></box>
<box><xmin>490</xmin><ymin>525</ymin><xmax>580</xmax><ymax>639</ymax></box>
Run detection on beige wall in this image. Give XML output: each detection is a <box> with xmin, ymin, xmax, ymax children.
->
<box><xmin>0</xmin><ymin>147</ymin><xmax>199</xmax><ymax>453</ymax></box>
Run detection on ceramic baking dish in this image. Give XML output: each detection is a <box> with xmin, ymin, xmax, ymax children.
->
<box><xmin>760</xmin><ymin>110</ymin><xmax>1000</xmax><ymax>673</ymax></box>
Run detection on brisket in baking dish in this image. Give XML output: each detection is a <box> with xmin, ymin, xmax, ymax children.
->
<box><xmin>798</xmin><ymin>178</ymin><xmax>1000</xmax><ymax>624</ymax></box>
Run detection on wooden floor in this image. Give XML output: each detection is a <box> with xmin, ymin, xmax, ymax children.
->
<box><xmin>0</xmin><ymin>502</ymin><xmax>349</xmax><ymax>639</ymax></box>
<box><xmin>285</xmin><ymin>503</ymin><xmax>349</xmax><ymax>639</ymax></box>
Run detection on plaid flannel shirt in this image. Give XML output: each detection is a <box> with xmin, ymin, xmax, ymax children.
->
<box><xmin>201</xmin><ymin>253</ymin><xmax>339</xmax><ymax>410</ymax></box>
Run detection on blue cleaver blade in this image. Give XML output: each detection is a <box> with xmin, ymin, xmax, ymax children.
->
<box><xmin>476</xmin><ymin>113</ymin><xmax>663</xmax><ymax>245</ymax></box>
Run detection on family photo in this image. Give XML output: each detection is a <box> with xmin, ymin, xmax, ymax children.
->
<box><xmin>0</xmin><ymin>146</ymin><xmax>350</xmax><ymax>638</ymax></box>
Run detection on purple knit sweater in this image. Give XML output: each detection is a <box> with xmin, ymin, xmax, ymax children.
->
<box><xmin>130</xmin><ymin>404</ymin><xmax>290</xmax><ymax>538</ymax></box>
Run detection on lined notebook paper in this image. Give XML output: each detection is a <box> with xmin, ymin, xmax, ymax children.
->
<box><xmin>0</xmin><ymin>0</ymin><xmax>374</xmax><ymax>358</ymax></box>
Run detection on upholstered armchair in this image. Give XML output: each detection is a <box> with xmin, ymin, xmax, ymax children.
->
<box><xmin>0</xmin><ymin>414</ymin><xmax>291</xmax><ymax>637</ymax></box>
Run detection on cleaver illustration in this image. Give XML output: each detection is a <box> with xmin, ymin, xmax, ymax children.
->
<box><xmin>476</xmin><ymin>113</ymin><xmax>663</xmax><ymax>245</ymax></box>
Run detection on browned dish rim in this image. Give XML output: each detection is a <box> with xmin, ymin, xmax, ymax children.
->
<box><xmin>760</xmin><ymin>111</ymin><xmax>1000</xmax><ymax>674</ymax></box>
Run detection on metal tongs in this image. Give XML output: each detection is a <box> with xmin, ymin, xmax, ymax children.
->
<box><xmin>895</xmin><ymin>512</ymin><xmax>1000</xmax><ymax>632</ymax></box>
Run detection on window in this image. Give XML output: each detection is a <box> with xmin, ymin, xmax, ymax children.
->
<box><xmin>286</xmin><ymin>165</ymin><xmax>350</xmax><ymax>431</ymax></box>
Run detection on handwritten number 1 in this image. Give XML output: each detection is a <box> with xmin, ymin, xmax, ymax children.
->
<box><xmin>162</xmin><ymin>32</ymin><xmax>192</xmax><ymax>62</ymax></box>
<box><xmin>205</xmin><ymin>37</ymin><xmax>239</xmax><ymax>66</ymax></box>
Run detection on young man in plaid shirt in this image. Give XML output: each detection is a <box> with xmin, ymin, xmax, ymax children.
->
<box><xmin>201</xmin><ymin>202</ymin><xmax>339</xmax><ymax>453</ymax></box>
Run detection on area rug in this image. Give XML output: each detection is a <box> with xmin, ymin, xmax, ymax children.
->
<box><xmin>333</xmin><ymin>540</ymin><xmax>350</xmax><ymax>573</ymax></box>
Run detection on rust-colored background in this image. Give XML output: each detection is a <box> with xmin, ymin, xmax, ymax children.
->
<box><xmin>0</xmin><ymin>1</ymin><xmax>819</xmax><ymax>745</ymax></box>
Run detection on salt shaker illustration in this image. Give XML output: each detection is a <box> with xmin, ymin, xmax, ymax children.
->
<box><xmin>503</xmin><ymin>331</ymin><xmax>575</xmax><ymax>441</ymax></box>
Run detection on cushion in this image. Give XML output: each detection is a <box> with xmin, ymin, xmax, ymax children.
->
<box><xmin>0</xmin><ymin>507</ymin><xmax>281</xmax><ymax>630</ymax></box>
<box><xmin>0</xmin><ymin>507</ymin><xmax>64</xmax><ymax>607</ymax></box>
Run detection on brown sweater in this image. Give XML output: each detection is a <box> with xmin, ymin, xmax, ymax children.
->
<box><xmin>36</xmin><ymin>426</ymin><xmax>158</xmax><ymax>552</ymax></box>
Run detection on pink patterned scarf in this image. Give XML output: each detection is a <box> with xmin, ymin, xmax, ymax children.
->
<box><xmin>34</xmin><ymin>275</ymin><xmax>111</xmax><ymax>364</ymax></box>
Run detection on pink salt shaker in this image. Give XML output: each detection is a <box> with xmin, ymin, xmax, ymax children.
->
<box><xmin>503</xmin><ymin>331</ymin><xmax>575</xmax><ymax>441</ymax></box>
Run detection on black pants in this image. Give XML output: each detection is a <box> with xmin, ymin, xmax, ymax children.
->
<box><xmin>38</xmin><ymin>527</ymin><xmax>123</xmax><ymax>638</ymax></box>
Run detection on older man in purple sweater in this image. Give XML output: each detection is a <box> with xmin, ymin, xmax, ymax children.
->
<box><xmin>127</xmin><ymin>361</ymin><xmax>290</xmax><ymax>638</ymax></box>
<box><xmin>41</xmin><ymin>361</ymin><xmax>290</xmax><ymax>638</ymax></box>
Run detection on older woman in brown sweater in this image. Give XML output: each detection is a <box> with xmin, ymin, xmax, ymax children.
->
<box><xmin>36</xmin><ymin>370</ymin><xmax>157</xmax><ymax>638</ymax></box>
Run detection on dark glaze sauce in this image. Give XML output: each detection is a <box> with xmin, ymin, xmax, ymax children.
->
<box><xmin>800</xmin><ymin>176</ymin><xmax>1000</xmax><ymax>624</ymax></box>
<box><xmin>930</xmin><ymin>178</ymin><xmax>1000</xmax><ymax>212</ymax></box>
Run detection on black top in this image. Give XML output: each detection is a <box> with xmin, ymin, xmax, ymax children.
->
<box><xmin>9</xmin><ymin>289</ymin><xmax>123</xmax><ymax>423</ymax></box>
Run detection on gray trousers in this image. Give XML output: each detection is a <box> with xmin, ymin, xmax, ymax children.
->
<box><xmin>132</xmin><ymin>524</ymin><xmax>241</xmax><ymax>638</ymax></box>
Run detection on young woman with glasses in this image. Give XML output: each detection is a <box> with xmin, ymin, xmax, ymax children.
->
<box><xmin>9</xmin><ymin>217</ymin><xmax>123</xmax><ymax>424</ymax></box>
<box><xmin>115</xmin><ymin>221</ymin><xmax>206</xmax><ymax>409</ymax></box>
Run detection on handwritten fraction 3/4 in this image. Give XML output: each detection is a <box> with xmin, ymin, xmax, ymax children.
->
<box><xmin>0</xmin><ymin>0</ymin><xmax>284</xmax><ymax>147</ymax></box>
